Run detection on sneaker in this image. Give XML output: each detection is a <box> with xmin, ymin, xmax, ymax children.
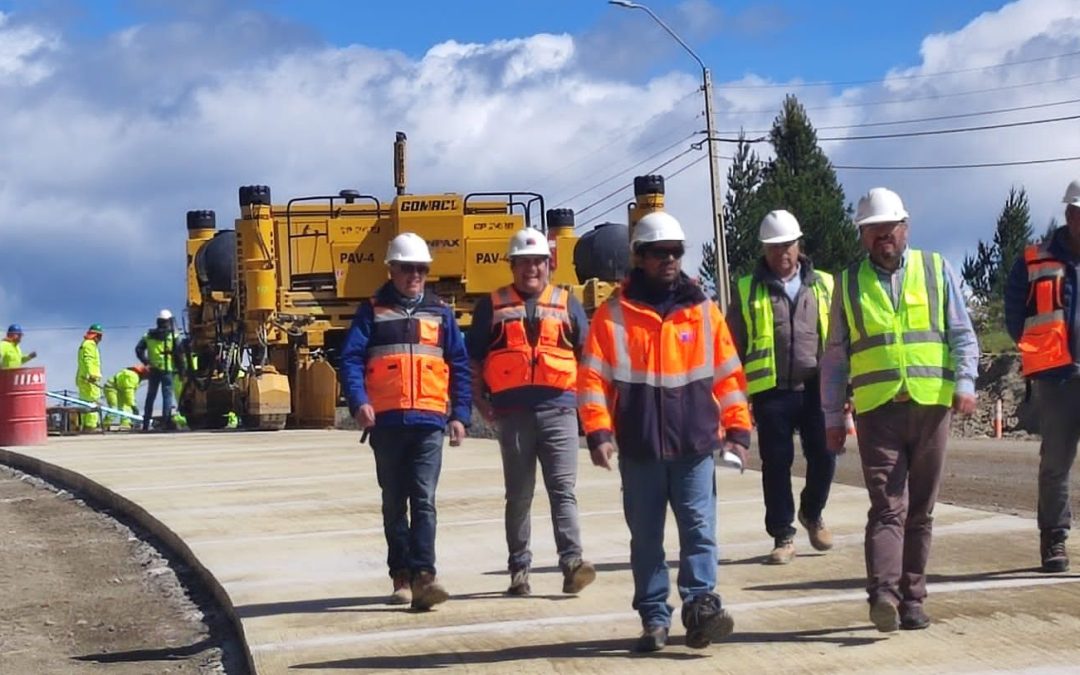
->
<box><xmin>1041</xmin><ymin>532</ymin><xmax>1070</xmax><ymax>573</ymax></box>
<box><xmin>388</xmin><ymin>570</ymin><xmax>411</xmax><ymax>605</ymax></box>
<box><xmin>410</xmin><ymin>571</ymin><xmax>449</xmax><ymax>611</ymax></box>
<box><xmin>798</xmin><ymin>509</ymin><xmax>834</xmax><ymax>551</ymax></box>
<box><xmin>869</xmin><ymin>596</ymin><xmax>899</xmax><ymax>633</ymax></box>
<box><xmin>767</xmin><ymin>537</ymin><xmax>796</xmax><ymax>565</ymax></box>
<box><xmin>507</xmin><ymin>567</ymin><xmax>531</xmax><ymax>596</ymax></box>
<box><xmin>634</xmin><ymin>624</ymin><xmax>669</xmax><ymax>652</ymax></box>
<box><xmin>562</xmin><ymin>558</ymin><xmax>597</xmax><ymax>594</ymax></box>
<box><xmin>681</xmin><ymin>592</ymin><xmax>735</xmax><ymax>649</ymax></box>
<box><xmin>900</xmin><ymin>604</ymin><xmax>930</xmax><ymax>630</ymax></box>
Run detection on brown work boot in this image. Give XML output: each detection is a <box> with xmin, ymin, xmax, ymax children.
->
<box><xmin>767</xmin><ymin>537</ymin><xmax>796</xmax><ymax>565</ymax></box>
<box><xmin>798</xmin><ymin>509</ymin><xmax>834</xmax><ymax>551</ymax></box>
<box><xmin>410</xmin><ymin>571</ymin><xmax>449</xmax><ymax>611</ymax></box>
<box><xmin>869</xmin><ymin>596</ymin><xmax>899</xmax><ymax>633</ymax></box>
<box><xmin>1041</xmin><ymin>532</ymin><xmax>1070</xmax><ymax>573</ymax></box>
<box><xmin>388</xmin><ymin>570</ymin><xmax>411</xmax><ymax>605</ymax></box>
<box><xmin>507</xmin><ymin>567</ymin><xmax>531</xmax><ymax>596</ymax></box>
<box><xmin>900</xmin><ymin>603</ymin><xmax>930</xmax><ymax>630</ymax></box>
<box><xmin>562</xmin><ymin>558</ymin><xmax>597</xmax><ymax>594</ymax></box>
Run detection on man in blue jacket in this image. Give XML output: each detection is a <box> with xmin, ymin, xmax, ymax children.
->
<box><xmin>1004</xmin><ymin>178</ymin><xmax>1080</xmax><ymax>573</ymax></box>
<box><xmin>340</xmin><ymin>232</ymin><xmax>472</xmax><ymax>610</ymax></box>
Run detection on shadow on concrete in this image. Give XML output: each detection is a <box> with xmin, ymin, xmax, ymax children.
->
<box><xmin>727</xmin><ymin>625</ymin><xmax>883</xmax><ymax>648</ymax></box>
<box><xmin>452</xmin><ymin>590</ymin><xmax>575</xmax><ymax>602</ymax></box>
<box><xmin>72</xmin><ymin>637</ymin><xmax>218</xmax><ymax>664</ymax></box>
<box><xmin>485</xmin><ymin>556</ymin><xmax>789</xmax><ymax>576</ymax></box>
<box><xmin>742</xmin><ymin>566</ymin><xmax>1078</xmax><ymax>592</ymax></box>
<box><xmin>235</xmin><ymin>595</ymin><xmax>402</xmax><ymax>618</ymax></box>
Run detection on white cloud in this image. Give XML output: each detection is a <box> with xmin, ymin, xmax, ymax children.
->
<box><xmin>0</xmin><ymin>12</ymin><xmax>58</xmax><ymax>84</ymax></box>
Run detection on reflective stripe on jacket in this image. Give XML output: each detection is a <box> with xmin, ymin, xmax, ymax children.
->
<box><xmin>365</xmin><ymin>300</ymin><xmax>450</xmax><ymax>415</ymax></box>
<box><xmin>840</xmin><ymin>249</ymin><xmax>954</xmax><ymax>413</ymax></box>
<box><xmin>1018</xmin><ymin>241</ymin><xmax>1073</xmax><ymax>376</ymax></box>
<box><xmin>578</xmin><ymin>273</ymin><xmax>751</xmax><ymax>461</ymax></box>
<box><xmin>144</xmin><ymin>332</ymin><xmax>177</xmax><ymax>372</ymax></box>
<box><xmin>482</xmin><ymin>284</ymin><xmax>576</xmax><ymax>394</ymax></box>
<box><xmin>737</xmin><ymin>268</ymin><xmax>833</xmax><ymax>395</ymax></box>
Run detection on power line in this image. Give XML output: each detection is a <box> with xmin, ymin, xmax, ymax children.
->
<box><xmin>834</xmin><ymin>155</ymin><xmax>1080</xmax><ymax>171</ymax></box>
<box><xmin>715</xmin><ymin>48</ymin><xmax>1080</xmax><ymax>90</ymax></box>
<box><xmin>717</xmin><ymin>96</ymin><xmax>1080</xmax><ymax>135</ymax></box>
<box><xmin>573</xmin><ymin>146</ymin><xmax>699</xmax><ymax>219</ymax></box>
<box><xmin>577</xmin><ymin>154</ymin><xmax>710</xmax><ymax>229</ymax></box>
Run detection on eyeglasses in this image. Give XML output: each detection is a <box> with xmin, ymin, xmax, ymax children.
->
<box><xmin>397</xmin><ymin>263</ymin><xmax>430</xmax><ymax>275</ymax></box>
<box><xmin>642</xmin><ymin>246</ymin><xmax>685</xmax><ymax>261</ymax></box>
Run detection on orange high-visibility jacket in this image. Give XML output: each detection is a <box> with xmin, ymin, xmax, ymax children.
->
<box><xmin>365</xmin><ymin>299</ymin><xmax>450</xmax><ymax>415</ymax></box>
<box><xmin>482</xmin><ymin>284</ymin><xmax>577</xmax><ymax>394</ymax></box>
<box><xmin>578</xmin><ymin>275</ymin><xmax>752</xmax><ymax>460</ymax></box>
<box><xmin>1018</xmin><ymin>242</ymin><xmax>1073</xmax><ymax>376</ymax></box>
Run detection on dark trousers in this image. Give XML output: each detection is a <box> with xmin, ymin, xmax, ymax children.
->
<box><xmin>370</xmin><ymin>426</ymin><xmax>444</xmax><ymax>577</ymax></box>
<box><xmin>856</xmin><ymin>401</ymin><xmax>950</xmax><ymax>610</ymax></box>
<box><xmin>1035</xmin><ymin>379</ymin><xmax>1080</xmax><ymax>538</ymax></box>
<box><xmin>752</xmin><ymin>380</ymin><xmax>835</xmax><ymax>541</ymax></box>
<box><xmin>142</xmin><ymin>369</ymin><xmax>174</xmax><ymax>430</ymax></box>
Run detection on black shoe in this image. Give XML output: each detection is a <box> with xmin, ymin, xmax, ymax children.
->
<box><xmin>634</xmin><ymin>624</ymin><xmax>668</xmax><ymax>652</ymax></box>
<box><xmin>681</xmin><ymin>592</ymin><xmax>734</xmax><ymax>649</ymax></box>
<box><xmin>900</xmin><ymin>604</ymin><xmax>930</xmax><ymax>630</ymax></box>
<box><xmin>1041</xmin><ymin>532</ymin><xmax>1070</xmax><ymax>573</ymax></box>
<box><xmin>869</xmin><ymin>596</ymin><xmax>899</xmax><ymax>633</ymax></box>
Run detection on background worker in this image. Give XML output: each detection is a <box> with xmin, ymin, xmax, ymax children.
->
<box><xmin>728</xmin><ymin>209</ymin><xmax>836</xmax><ymax>565</ymax></box>
<box><xmin>76</xmin><ymin>324</ymin><xmax>105</xmax><ymax>432</ymax></box>
<box><xmin>104</xmin><ymin>364</ymin><xmax>149</xmax><ymax>429</ymax></box>
<box><xmin>0</xmin><ymin>324</ymin><xmax>36</xmax><ymax>369</ymax></box>
<box><xmin>579</xmin><ymin>211</ymin><xmax>752</xmax><ymax>653</ymax></box>
<box><xmin>340</xmin><ymin>232</ymin><xmax>471</xmax><ymax>611</ymax></box>
<box><xmin>1004</xmin><ymin>178</ymin><xmax>1080</xmax><ymax>573</ymax></box>
<box><xmin>821</xmin><ymin>187</ymin><xmax>979</xmax><ymax>633</ymax></box>
<box><xmin>468</xmin><ymin>226</ymin><xmax>596</xmax><ymax>597</ymax></box>
<box><xmin>136</xmin><ymin>309</ymin><xmax>183</xmax><ymax>432</ymax></box>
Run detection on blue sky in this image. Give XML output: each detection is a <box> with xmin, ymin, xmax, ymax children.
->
<box><xmin>1</xmin><ymin>0</ymin><xmax>1079</xmax><ymax>403</ymax></box>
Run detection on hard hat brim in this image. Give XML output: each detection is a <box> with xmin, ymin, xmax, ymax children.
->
<box><xmin>1065</xmin><ymin>198</ymin><xmax>1080</xmax><ymax>207</ymax></box>
<box><xmin>856</xmin><ymin>213</ymin><xmax>908</xmax><ymax>227</ymax></box>
<box><xmin>760</xmin><ymin>234</ymin><xmax>801</xmax><ymax>244</ymax></box>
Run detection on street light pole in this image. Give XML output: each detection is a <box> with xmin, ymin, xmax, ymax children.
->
<box><xmin>609</xmin><ymin>0</ymin><xmax>730</xmax><ymax>312</ymax></box>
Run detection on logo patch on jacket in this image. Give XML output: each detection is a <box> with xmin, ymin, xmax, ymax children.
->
<box><xmin>680</xmin><ymin>331</ymin><xmax>692</xmax><ymax>343</ymax></box>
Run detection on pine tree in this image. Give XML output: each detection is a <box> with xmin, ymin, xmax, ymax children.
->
<box><xmin>699</xmin><ymin>134</ymin><xmax>763</xmax><ymax>297</ymax></box>
<box><xmin>742</xmin><ymin>95</ymin><xmax>861</xmax><ymax>277</ymax></box>
<box><xmin>961</xmin><ymin>187</ymin><xmax>1033</xmax><ymax>303</ymax></box>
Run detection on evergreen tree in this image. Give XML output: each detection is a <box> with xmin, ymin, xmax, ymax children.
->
<box><xmin>742</xmin><ymin>95</ymin><xmax>861</xmax><ymax>277</ymax></box>
<box><xmin>961</xmin><ymin>187</ymin><xmax>1033</xmax><ymax>303</ymax></box>
<box><xmin>699</xmin><ymin>133</ymin><xmax>763</xmax><ymax>297</ymax></box>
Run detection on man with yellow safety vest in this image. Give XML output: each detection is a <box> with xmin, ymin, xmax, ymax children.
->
<box><xmin>727</xmin><ymin>210</ymin><xmax>836</xmax><ymax>565</ymax></box>
<box><xmin>1004</xmin><ymin>178</ymin><xmax>1080</xmax><ymax>573</ymax></box>
<box><xmin>104</xmin><ymin>364</ymin><xmax>149</xmax><ymax>429</ymax></box>
<box><xmin>0</xmin><ymin>324</ymin><xmax>36</xmax><ymax>369</ymax></box>
<box><xmin>340</xmin><ymin>232</ymin><xmax>471</xmax><ymax>611</ymax></box>
<box><xmin>468</xmin><ymin>226</ymin><xmax>596</xmax><ymax>598</ymax></box>
<box><xmin>76</xmin><ymin>324</ymin><xmax>104</xmax><ymax>432</ymax></box>
<box><xmin>579</xmin><ymin>211</ymin><xmax>751</xmax><ymax>653</ymax></box>
<box><xmin>136</xmin><ymin>309</ymin><xmax>184</xmax><ymax>432</ymax></box>
<box><xmin>821</xmin><ymin>187</ymin><xmax>979</xmax><ymax>633</ymax></box>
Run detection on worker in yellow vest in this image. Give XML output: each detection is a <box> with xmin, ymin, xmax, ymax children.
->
<box><xmin>76</xmin><ymin>324</ymin><xmax>105</xmax><ymax>431</ymax></box>
<box><xmin>727</xmin><ymin>210</ymin><xmax>835</xmax><ymax>566</ymax></box>
<box><xmin>821</xmin><ymin>188</ymin><xmax>979</xmax><ymax>633</ymax></box>
<box><xmin>104</xmin><ymin>364</ymin><xmax>149</xmax><ymax>429</ymax></box>
<box><xmin>468</xmin><ymin>227</ymin><xmax>596</xmax><ymax>598</ymax></box>
<box><xmin>0</xmin><ymin>324</ymin><xmax>36</xmax><ymax>369</ymax></box>
<box><xmin>136</xmin><ymin>309</ymin><xmax>184</xmax><ymax>432</ymax></box>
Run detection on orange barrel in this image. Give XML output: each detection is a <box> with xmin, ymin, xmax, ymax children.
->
<box><xmin>0</xmin><ymin>366</ymin><xmax>48</xmax><ymax>446</ymax></box>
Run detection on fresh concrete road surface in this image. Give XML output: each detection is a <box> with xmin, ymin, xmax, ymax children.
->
<box><xmin>3</xmin><ymin>431</ymin><xmax>1080</xmax><ymax>674</ymax></box>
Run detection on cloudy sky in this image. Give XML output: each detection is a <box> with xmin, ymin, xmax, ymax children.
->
<box><xmin>2</xmin><ymin>0</ymin><xmax>1079</xmax><ymax>396</ymax></box>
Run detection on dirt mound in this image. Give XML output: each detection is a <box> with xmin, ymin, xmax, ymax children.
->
<box><xmin>954</xmin><ymin>353</ymin><xmax>1039</xmax><ymax>439</ymax></box>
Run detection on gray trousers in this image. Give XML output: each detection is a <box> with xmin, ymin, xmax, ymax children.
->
<box><xmin>1035</xmin><ymin>379</ymin><xmax>1080</xmax><ymax>538</ymax></box>
<box><xmin>497</xmin><ymin>406</ymin><xmax>584</xmax><ymax>573</ymax></box>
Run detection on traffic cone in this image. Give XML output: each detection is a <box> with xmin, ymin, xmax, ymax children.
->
<box><xmin>845</xmin><ymin>410</ymin><xmax>857</xmax><ymax>436</ymax></box>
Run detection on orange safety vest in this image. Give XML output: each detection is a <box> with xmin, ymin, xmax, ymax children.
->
<box><xmin>483</xmin><ymin>284</ymin><xmax>577</xmax><ymax>394</ymax></box>
<box><xmin>1019</xmin><ymin>243</ymin><xmax>1073</xmax><ymax>376</ymax></box>
<box><xmin>365</xmin><ymin>302</ymin><xmax>450</xmax><ymax>414</ymax></box>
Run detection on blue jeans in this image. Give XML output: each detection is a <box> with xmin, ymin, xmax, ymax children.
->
<box><xmin>752</xmin><ymin>378</ymin><xmax>836</xmax><ymax>541</ymax></box>
<box><xmin>143</xmin><ymin>370</ymin><xmax>174</xmax><ymax>430</ymax></box>
<box><xmin>619</xmin><ymin>452</ymin><xmax>718</xmax><ymax>628</ymax></box>
<box><xmin>370</xmin><ymin>426</ymin><xmax>444</xmax><ymax>577</ymax></box>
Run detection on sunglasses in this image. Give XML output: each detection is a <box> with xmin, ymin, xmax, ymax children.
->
<box><xmin>642</xmin><ymin>246</ymin><xmax>685</xmax><ymax>260</ymax></box>
<box><xmin>397</xmin><ymin>263</ymin><xmax>430</xmax><ymax>275</ymax></box>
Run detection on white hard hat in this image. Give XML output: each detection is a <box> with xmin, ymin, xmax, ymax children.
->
<box><xmin>385</xmin><ymin>232</ymin><xmax>433</xmax><ymax>264</ymax></box>
<box><xmin>507</xmin><ymin>227</ymin><xmax>550</xmax><ymax>258</ymax></box>
<box><xmin>854</xmin><ymin>187</ymin><xmax>909</xmax><ymax>227</ymax></box>
<box><xmin>1063</xmin><ymin>179</ymin><xmax>1080</xmax><ymax>207</ymax></box>
<box><xmin>158</xmin><ymin>309</ymin><xmax>173</xmax><ymax>321</ymax></box>
<box><xmin>759</xmin><ymin>209</ymin><xmax>803</xmax><ymax>244</ymax></box>
<box><xmin>631</xmin><ymin>211</ymin><xmax>686</xmax><ymax>250</ymax></box>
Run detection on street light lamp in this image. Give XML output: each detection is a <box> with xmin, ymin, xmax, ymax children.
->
<box><xmin>608</xmin><ymin>0</ymin><xmax>731</xmax><ymax>312</ymax></box>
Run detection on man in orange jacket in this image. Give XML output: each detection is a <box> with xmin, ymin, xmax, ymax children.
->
<box><xmin>579</xmin><ymin>211</ymin><xmax>752</xmax><ymax>653</ymax></box>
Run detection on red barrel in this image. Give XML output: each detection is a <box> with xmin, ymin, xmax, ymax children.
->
<box><xmin>0</xmin><ymin>366</ymin><xmax>47</xmax><ymax>446</ymax></box>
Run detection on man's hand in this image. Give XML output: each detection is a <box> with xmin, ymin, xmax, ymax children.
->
<box><xmin>953</xmin><ymin>392</ymin><xmax>977</xmax><ymax>415</ymax></box>
<box><xmin>475</xmin><ymin>397</ymin><xmax>495</xmax><ymax>423</ymax></box>
<box><xmin>720</xmin><ymin>440</ymin><xmax>749</xmax><ymax>472</ymax></box>
<box><xmin>25</xmin><ymin>351</ymin><xmax>37</xmax><ymax>361</ymax></box>
<box><xmin>590</xmin><ymin>441</ymin><xmax>615</xmax><ymax>471</ymax></box>
<box><xmin>448</xmin><ymin>420</ymin><xmax>466</xmax><ymax>447</ymax></box>
<box><xmin>353</xmin><ymin>404</ymin><xmax>376</xmax><ymax>429</ymax></box>
<box><xmin>826</xmin><ymin>426</ymin><xmax>847</xmax><ymax>455</ymax></box>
